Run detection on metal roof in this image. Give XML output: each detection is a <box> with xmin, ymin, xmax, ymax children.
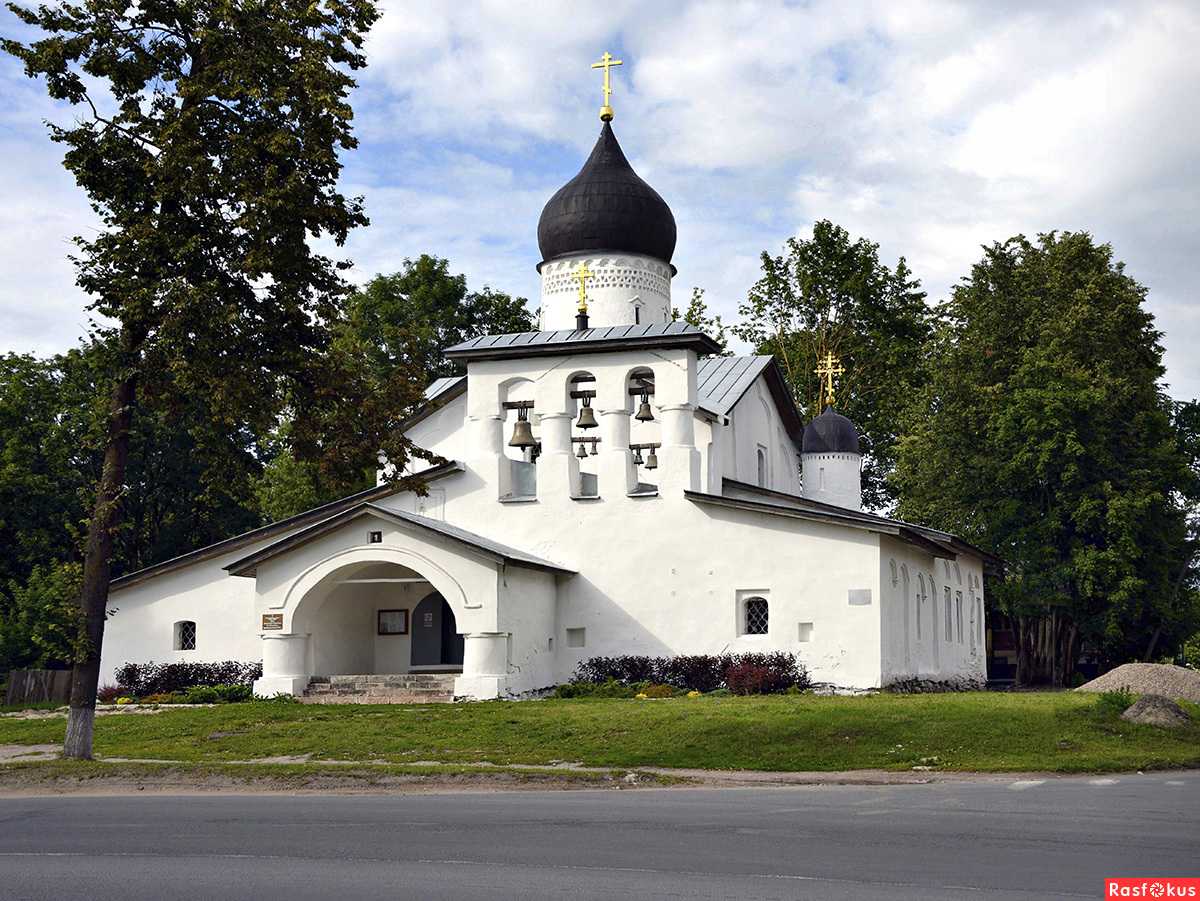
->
<box><xmin>443</xmin><ymin>322</ymin><xmax>722</xmax><ymax>360</ymax></box>
<box><xmin>696</xmin><ymin>355</ymin><xmax>773</xmax><ymax>416</ymax></box>
<box><xmin>110</xmin><ymin>461</ymin><xmax>466</xmax><ymax>591</ymax></box>
<box><xmin>423</xmin><ymin>376</ymin><xmax>463</xmax><ymax>402</ymax></box>
<box><xmin>225</xmin><ymin>502</ymin><xmax>575</xmax><ymax>577</ymax></box>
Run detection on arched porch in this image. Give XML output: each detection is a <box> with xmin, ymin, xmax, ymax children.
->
<box><xmin>291</xmin><ymin>561</ymin><xmax>465</xmax><ymax>679</ymax></box>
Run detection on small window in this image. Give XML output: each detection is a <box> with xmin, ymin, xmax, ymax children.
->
<box><xmin>566</xmin><ymin>627</ymin><xmax>586</xmax><ymax>648</ymax></box>
<box><xmin>944</xmin><ymin>587</ymin><xmax>953</xmax><ymax>642</ymax></box>
<box><xmin>955</xmin><ymin>591</ymin><xmax>964</xmax><ymax>642</ymax></box>
<box><xmin>174</xmin><ymin>620</ymin><xmax>196</xmax><ymax>651</ymax></box>
<box><xmin>756</xmin><ymin>446</ymin><xmax>768</xmax><ymax>488</ymax></box>
<box><xmin>744</xmin><ymin>597</ymin><xmax>769</xmax><ymax>635</ymax></box>
<box><xmin>369</xmin><ymin>530</ymin><xmax>383</xmax><ymax>544</ymax></box>
<box><xmin>797</xmin><ymin>621</ymin><xmax>813</xmax><ymax>642</ymax></box>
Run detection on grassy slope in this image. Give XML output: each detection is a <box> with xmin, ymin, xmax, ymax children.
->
<box><xmin>1</xmin><ymin>693</ymin><xmax>1198</xmax><ymax>773</ymax></box>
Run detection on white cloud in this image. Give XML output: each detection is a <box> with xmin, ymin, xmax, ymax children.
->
<box><xmin>1</xmin><ymin>0</ymin><xmax>1197</xmax><ymax>400</ymax></box>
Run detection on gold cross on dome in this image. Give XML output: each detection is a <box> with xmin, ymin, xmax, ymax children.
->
<box><xmin>574</xmin><ymin>262</ymin><xmax>594</xmax><ymax>314</ymax></box>
<box><xmin>591</xmin><ymin>51</ymin><xmax>623</xmax><ymax>121</ymax></box>
<box><xmin>814</xmin><ymin>351</ymin><xmax>845</xmax><ymax>408</ymax></box>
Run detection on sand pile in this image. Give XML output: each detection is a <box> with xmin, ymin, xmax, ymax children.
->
<box><xmin>1076</xmin><ymin>662</ymin><xmax>1200</xmax><ymax>704</ymax></box>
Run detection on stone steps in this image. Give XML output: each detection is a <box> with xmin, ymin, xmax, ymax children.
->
<box><xmin>301</xmin><ymin>673</ymin><xmax>457</xmax><ymax>704</ymax></box>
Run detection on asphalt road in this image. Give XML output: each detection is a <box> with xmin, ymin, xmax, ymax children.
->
<box><xmin>1</xmin><ymin>773</ymin><xmax>1197</xmax><ymax>900</ymax></box>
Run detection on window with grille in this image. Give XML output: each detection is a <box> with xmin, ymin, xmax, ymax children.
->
<box><xmin>174</xmin><ymin>620</ymin><xmax>196</xmax><ymax>651</ymax></box>
<box><xmin>744</xmin><ymin>597</ymin><xmax>769</xmax><ymax>635</ymax></box>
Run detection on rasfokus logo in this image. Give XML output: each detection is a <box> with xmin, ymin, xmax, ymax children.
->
<box><xmin>1106</xmin><ymin>879</ymin><xmax>1200</xmax><ymax>898</ymax></box>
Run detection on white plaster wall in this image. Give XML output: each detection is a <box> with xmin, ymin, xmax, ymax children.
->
<box><xmin>101</xmin><ymin>543</ymin><xmax>279</xmax><ymax>687</ymax></box>
<box><xmin>383</xmin><ymin>471</ymin><xmax>883</xmax><ymax>689</ymax></box>
<box><xmin>722</xmin><ymin>378</ymin><xmax>802</xmax><ymax>495</ymax></box>
<box><xmin>539</xmin><ymin>252</ymin><xmax>672</xmax><ymax>331</ymax></box>
<box><xmin>399</xmin><ymin>392</ymin><xmax>466</xmax><ymax>476</ymax></box>
<box><xmin>497</xmin><ymin>565</ymin><xmax>559</xmax><ymax>693</ymax></box>
<box><xmin>879</xmin><ymin>536</ymin><xmax>987</xmax><ymax>685</ymax></box>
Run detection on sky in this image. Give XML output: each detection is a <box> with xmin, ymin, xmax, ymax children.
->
<box><xmin>2</xmin><ymin>1</ymin><xmax>1197</xmax><ymax>400</ymax></box>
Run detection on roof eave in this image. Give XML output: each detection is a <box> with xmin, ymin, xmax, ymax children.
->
<box><xmin>110</xmin><ymin>461</ymin><xmax>465</xmax><ymax>591</ymax></box>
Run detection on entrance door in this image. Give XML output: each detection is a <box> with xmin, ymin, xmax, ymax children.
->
<box><xmin>410</xmin><ymin>592</ymin><xmax>464</xmax><ymax>667</ymax></box>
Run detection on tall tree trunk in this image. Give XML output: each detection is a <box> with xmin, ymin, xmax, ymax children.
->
<box><xmin>63</xmin><ymin>348</ymin><xmax>138</xmax><ymax>760</ymax></box>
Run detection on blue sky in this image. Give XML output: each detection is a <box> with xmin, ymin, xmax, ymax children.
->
<box><xmin>2</xmin><ymin>1</ymin><xmax>1198</xmax><ymax>400</ymax></box>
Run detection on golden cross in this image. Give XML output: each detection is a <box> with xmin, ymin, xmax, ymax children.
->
<box><xmin>574</xmin><ymin>262</ymin><xmax>594</xmax><ymax>314</ymax></box>
<box><xmin>591</xmin><ymin>51</ymin><xmax>623</xmax><ymax>121</ymax></box>
<box><xmin>814</xmin><ymin>351</ymin><xmax>845</xmax><ymax>407</ymax></box>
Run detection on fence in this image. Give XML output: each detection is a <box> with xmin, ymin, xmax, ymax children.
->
<box><xmin>3</xmin><ymin>669</ymin><xmax>73</xmax><ymax>706</ymax></box>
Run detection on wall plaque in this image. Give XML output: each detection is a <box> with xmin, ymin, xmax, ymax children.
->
<box><xmin>261</xmin><ymin>613</ymin><xmax>284</xmax><ymax>631</ymax></box>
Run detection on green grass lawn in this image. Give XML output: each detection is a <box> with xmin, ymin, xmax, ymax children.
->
<box><xmin>2</xmin><ymin>692</ymin><xmax>1198</xmax><ymax>774</ymax></box>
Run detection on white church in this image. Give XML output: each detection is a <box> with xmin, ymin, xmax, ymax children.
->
<box><xmin>101</xmin><ymin>62</ymin><xmax>996</xmax><ymax>700</ymax></box>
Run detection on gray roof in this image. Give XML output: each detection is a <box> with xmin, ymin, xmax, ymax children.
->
<box><xmin>696</xmin><ymin>355</ymin><xmax>773</xmax><ymax>416</ymax></box>
<box><xmin>423</xmin><ymin>377</ymin><xmax>463</xmax><ymax>402</ymax></box>
<box><xmin>110</xmin><ymin>461</ymin><xmax>465</xmax><ymax>591</ymax></box>
<box><xmin>224</xmin><ymin>502</ymin><xmax>575</xmax><ymax>577</ymax></box>
<box><xmin>443</xmin><ymin>322</ymin><xmax>722</xmax><ymax>361</ymax></box>
<box><xmin>719</xmin><ymin>478</ymin><xmax>1004</xmax><ymax>570</ymax></box>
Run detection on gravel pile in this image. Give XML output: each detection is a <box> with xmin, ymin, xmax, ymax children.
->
<box><xmin>1075</xmin><ymin>663</ymin><xmax>1200</xmax><ymax>704</ymax></box>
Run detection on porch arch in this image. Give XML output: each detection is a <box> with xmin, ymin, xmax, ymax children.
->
<box><xmin>279</xmin><ymin>544</ymin><xmax>472</xmax><ymax>632</ymax></box>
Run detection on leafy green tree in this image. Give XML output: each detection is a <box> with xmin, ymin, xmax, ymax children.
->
<box><xmin>893</xmin><ymin>232</ymin><xmax>1197</xmax><ymax>685</ymax></box>
<box><xmin>734</xmin><ymin>221</ymin><xmax>931</xmax><ymax>510</ymax></box>
<box><xmin>0</xmin><ymin>562</ymin><xmax>81</xmax><ymax>673</ymax></box>
<box><xmin>3</xmin><ymin>0</ymin><xmax>422</xmax><ymax>757</ymax></box>
<box><xmin>345</xmin><ymin>255</ymin><xmax>533</xmax><ymax>381</ymax></box>
<box><xmin>673</xmin><ymin>287</ymin><xmax>730</xmax><ymax>354</ymax></box>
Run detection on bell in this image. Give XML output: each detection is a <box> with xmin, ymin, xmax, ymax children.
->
<box><xmin>635</xmin><ymin>393</ymin><xmax>655</xmax><ymax>422</ymax></box>
<box><xmin>590</xmin><ymin>442</ymin><xmax>600</xmax><ymax>456</ymax></box>
<box><xmin>645</xmin><ymin>447</ymin><xmax>658</xmax><ymax>470</ymax></box>
<box><xmin>576</xmin><ymin>396</ymin><xmax>598</xmax><ymax>430</ymax></box>
<box><xmin>632</xmin><ymin>446</ymin><xmax>644</xmax><ymax>465</ymax></box>
<box><xmin>576</xmin><ymin>441</ymin><xmax>588</xmax><ymax>459</ymax></box>
<box><xmin>508</xmin><ymin>408</ymin><xmax>536</xmax><ymax>449</ymax></box>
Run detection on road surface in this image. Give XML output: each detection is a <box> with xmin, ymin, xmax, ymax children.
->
<box><xmin>1</xmin><ymin>772</ymin><xmax>1197</xmax><ymax>900</ymax></box>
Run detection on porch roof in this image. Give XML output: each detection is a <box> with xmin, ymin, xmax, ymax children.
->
<box><xmin>223</xmin><ymin>502</ymin><xmax>576</xmax><ymax>578</ymax></box>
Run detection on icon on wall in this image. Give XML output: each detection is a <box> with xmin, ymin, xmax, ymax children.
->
<box><xmin>377</xmin><ymin>609</ymin><xmax>409</xmax><ymax>635</ymax></box>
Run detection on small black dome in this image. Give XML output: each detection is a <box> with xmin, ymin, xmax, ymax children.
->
<box><xmin>537</xmin><ymin>122</ymin><xmax>676</xmax><ymax>266</ymax></box>
<box><xmin>802</xmin><ymin>406</ymin><xmax>860</xmax><ymax>454</ymax></box>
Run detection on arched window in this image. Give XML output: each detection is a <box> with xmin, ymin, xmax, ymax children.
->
<box><xmin>889</xmin><ymin>559</ymin><xmax>898</xmax><ymax>587</ymax></box>
<box><xmin>174</xmin><ymin>620</ymin><xmax>196</xmax><ymax>651</ymax></box>
<box><xmin>744</xmin><ymin>597</ymin><xmax>769</xmax><ymax>635</ymax></box>
<box><xmin>756</xmin><ymin>446</ymin><xmax>768</xmax><ymax>487</ymax></box>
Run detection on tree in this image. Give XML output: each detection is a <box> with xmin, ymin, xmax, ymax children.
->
<box><xmin>345</xmin><ymin>255</ymin><xmax>533</xmax><ymax>381</ymax></box>
<box><xmin>893</xmin><ymin>232</ymin><xmax>1197</xmax><ymax>685</ymax></box>
<box><xmin>734</xmin><ymin>221</ymin><xmax>932</xmax><ymax>510</ymax></box>
<box><xmin>673</xmin><ymin>287</ymin><xmax>730</xmax><ymax>354</ymax></box>
<box><xmin>2</xmin><ymin>0</ymin><xmax>429</xmax><ymax>757</ymax></box>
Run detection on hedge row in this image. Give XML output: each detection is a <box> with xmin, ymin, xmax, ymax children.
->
<box><xmin>571</xmin><ymin>653</ymin><xmax>808</xmax><ymax>694</ymax></box>
<box><xmin>113</xmin><ymin>661</ymin><xmax>262</xmax><ymax>696</ymax></box>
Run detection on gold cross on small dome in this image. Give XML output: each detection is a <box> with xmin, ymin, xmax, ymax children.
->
<box><xmin>814</xmin><ymin>351</ymin><xmax>845</xmax><ymax>407</ymax></box>
<box><xmin>574</xmin><ymin>262</ymin><xmax>594</xmax><ymax>314</ymax></box>
<box><xmin>591</xmin><ymin>51</ymin><xmax>623</xmax><ymax>121</ymax></box>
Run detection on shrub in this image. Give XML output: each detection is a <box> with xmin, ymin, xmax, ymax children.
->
<box><xmin>640</xmin><ymin>683</ymin><xmax>676</xmax><ymax>698</ymax></box>
<box><xmin>571</xmin><ymin>653</ymin><xmax>808</xmax><ymax>695</ymax></box>
<box><xmin>726</xmin><ymin>664</ymin><xmax>772</xmax><ymax>695</ymax></box>
<box><xmin>140</xmin><ymin>692</ymin><xmax>184</xmax><ymax>704</ymax></box>
<box><xmin>114</xmin><ymin>661</ymin><xmax>262</xmax><ymax>696</ymax></box>
<box><xmin>96</xmin><ymin>684</ymin><xmax>124</xmax><ymax>704</ymax></box>
<box><xmin>555</xmin><ymin>679</ymin><xmax>645</xmax><ymax>699</ymax></box>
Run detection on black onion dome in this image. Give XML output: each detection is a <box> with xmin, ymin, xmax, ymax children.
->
<box><xmin>537</xmin><ymin>122</ymin><xmax>677</xmax><ymax>266</ymax></box>
<box><xmin>802</xmin><ymin>406</ymin><xmax>861</xmax><ymax>454</ymax></box>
